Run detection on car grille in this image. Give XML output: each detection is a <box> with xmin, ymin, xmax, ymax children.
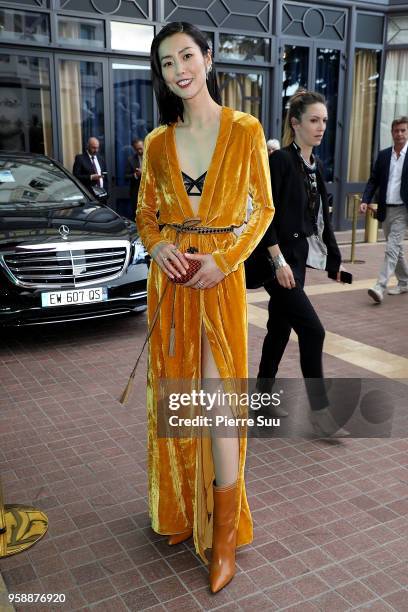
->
<box><xmin>2</xmin><ymin>240</ymin><xmax>130</xmax><ymax>289</ymax></box>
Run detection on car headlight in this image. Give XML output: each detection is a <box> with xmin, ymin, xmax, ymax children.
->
<box><xmin>131</xmin><ymin>237</ymin><xmax>148</xmax><ymax>264</ymax></box>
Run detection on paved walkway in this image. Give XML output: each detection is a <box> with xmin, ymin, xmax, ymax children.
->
<box><xmin>0</xmin><ymin>241</ymin><xmax>407</xmax><ymax>611</ymax></box>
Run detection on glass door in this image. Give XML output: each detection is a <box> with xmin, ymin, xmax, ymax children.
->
<box><xmin>0</xmin><ymin>52</ymin><xmax>53</xmax><ymax>155</ymax></box>
<box><xmin>108</xmin><ymin>60</ymin><xmax>153</xmax><ymax>219</ymax></box>
<box><xmin>218</xmin><ymin>70</ymin><xmax>264</xmax><ymax>121</ymax></box>
<box><xmin>281</xmin><ymin>43</ymin><xmax>311</xmax><ymax>134</ymax></box>
<box><xmin>313</xmin><ymin>46</ymin><xmax>342</xmax><ymax>183</ymax></box>
<box><xmin>313</xmin><ymin>44</ymin><xmax>344</xmax><ymax>218</ymax></box>
<box><xmin>279</xmin><ymin>40</ymin><xmax>345</xmax><ymax>218</ymax></box>
<box><xmin>56</xmin><ymin>55</ymin><xmax>107</xmax><ymax>176</ymax></box>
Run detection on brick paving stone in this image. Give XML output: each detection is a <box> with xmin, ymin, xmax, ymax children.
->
<box><xmin>238</xmin><ymin>592</ymin><xmax>279</xmax><ymax>611</ymax></box>
<box><xmin>222</xmin><ymin>571</ymin><xmax>260</xmax><ymax>600</ymax></box>
<box><xmin>336</xmin><ymin>580</ymin><xmax>379</xmax><ymax>606</ymax></box>
<box><xmin>109</xmin><ymin>568</ymin><xmax>145</xmax><ymax>594</ymax></box>
<box><xmin>139</xmin><ymin>559</ymin><xmax>175</xmax><ymax>583</ymax></box>
<box><xmin>317</xmin><ymin>563</ymin><xmax>353</xmax><ymax>588</ymax></box>
<box><xmin>284</xmin><ymin>603</ymin><xmax>319</xmax><ymax>612</ymax></box>
<box><xmin>361</xmin><ymin>570</ymin><xmax>402</xmax><ymax>598</ymax></box>
<box><xmin>40</xmin><ymin>569</ymin><xmax>76</xmax><ymax>592</ymax></box>
<box><xmin>209</xmin><ymin>604</ymin><xmax>237</xmax><ymax>612</ymax></box>
<box><xmin>62</xmin><ymin>545</ymin><xmax>96</xmax><ymax>568</ymax></box>
<box><xmin>383</xmin><ymin>589</ymin><xmax>408</xmax><ymax>611</ymax></box>
<box><xmin>178</xmin><ymin>565</ymin><xmax>209</xmax><ymax>592</ymax></box>
<box><xmin>70</xmin><ymin>561</ymin><xmax>105</xmax><ymax>586</ymax></box>
<box><xmin>387</xmin><ymin>562</ymin><xmax>408</xmax><ymax>588</ymax></box>
<box><xmin>81</xmin><ymin>578</ymin><xmax>116</xmax><ymax>604</ymax></box>
<box><xmin>121</xmin><ymin>586</ymin><xmax>159</xmax><ymax>610</ymax></box>
<box><xmin>342</xmin><ymin>555</ymin><xmax>378</xmax><ymax>579</ymax></box>
<box><xmin>273</xmin><ymin>554</ymin><xmax>308</xmax><ymax>579</ymax></box>
<box><xmin>297</xmin><ymin>547</ymin><xmax>333</xmax><ymax>571</ymax></box>
<box><xmin>1</xmin><ymin>565</ymin><xmax>36</xmax><ymax>589</ymax></box>
<box><xmin>255</xmin><ymin>540</ymin><xmax>291</xmax><ymax>562</ymax></box>
<box><xmin>149</xmin><ymin>575</ymin><xmax>188</xmax><ymax>603</ymax></box>
<box><xmin>89</xmin><ymin>596</ymin><xmax>129</xmax><ymax>611</ymax></box>
<box><xmin>365</xmin><ymin>547</ymin><xmax>401</xmax><ymax>571</ymax></box>
<box><xmin>354</xmin><ymin>602</ymin><xmax>395</xmax><ymax>612</ymax></box>
<box><xmin>161</xmin><ymin>593</ymin><xmax>202</xmax><ymax>611</ymax></box>
<box><xmin>292</xmin><ymin>573</ymin><xmax>330</xmax><ymax>599</ymax></box>
<box><xmin>265</xmin><ymin>581</ymin><xmax>303</xmax><ymax>608</ymax></box>
<box><xmin>247</xmin><ymin>566</ymin><xmax>285</xmax><ymax>593</ymax></box>
<box><xmin>192</xmin><ymin>585</ymin><xmax>231</xmax><ymax>609</ymax></box>
<box><xmin>311</xmin><ymin>589</ymin><xmax>354</xmax><ymax>611</ymax></box>
<box><xmin>280</xmin><ymin>533</ymin><xmax>315</xmax><ymax>554</ymax></box>
<box><xmin>166</xmin><ymin>550</ymin><xmax>201</xmax><ymax>575</ymax></box>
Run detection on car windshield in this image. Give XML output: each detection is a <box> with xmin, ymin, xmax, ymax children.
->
<box><xmin>0</xmin><ymin>158</ymin><xmax>88</xmax><ymax>207</ymax></box>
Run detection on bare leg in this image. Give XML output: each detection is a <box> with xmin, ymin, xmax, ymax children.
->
<box><xmin>201</xmin><ymin>326</ymin><xmax>239</xmax><ymax>487</ymax></box>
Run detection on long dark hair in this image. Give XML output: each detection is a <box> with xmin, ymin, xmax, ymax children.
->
<box><xmin>282</xmin><ymin>90</ymin><xmax>326</xmax><ymax>146</ymax></box>
<box><xmin>150</xmin><ymin>22</ymin><xmax>221</xmax><ymax>125</ymax></box>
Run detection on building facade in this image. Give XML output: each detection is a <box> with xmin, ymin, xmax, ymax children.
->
<box><xmin>0</xmin><ymin>0</ymin><xmax>407</xmax><ymax>227</ymax></box>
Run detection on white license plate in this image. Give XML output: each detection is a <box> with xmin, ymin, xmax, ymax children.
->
<box><xmin>41</xmin><ymin>287</ymin><xmax>107</xmax><ymax>307</ymax></box>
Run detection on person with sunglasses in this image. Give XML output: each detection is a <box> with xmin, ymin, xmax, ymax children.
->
<box><xmin>257</xmin><ymin>90</ymin><xmax>345</xmax><ymax>435</ymax></box>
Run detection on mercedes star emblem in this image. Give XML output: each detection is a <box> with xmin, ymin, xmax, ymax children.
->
<box><xmin>58</xmin><ymin>225</ymin><xmax>70</xmax><ymax>239</ymax></box>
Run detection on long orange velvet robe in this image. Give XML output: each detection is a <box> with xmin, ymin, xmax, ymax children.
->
<box><xmin>136</xmin><ymin>106</ymin><xmax>274</xmax><ymax>563</ymax></box>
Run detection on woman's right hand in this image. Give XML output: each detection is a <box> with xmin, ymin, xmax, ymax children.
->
<box><xmin>276</xmin><ymin>264</ymin><xmax>296</xmax><ymax>289</ymax></box>
<box><xmin>151</xmin><ymin>242</ymin><xmax>189</xmax><ymax>280</ymax></box>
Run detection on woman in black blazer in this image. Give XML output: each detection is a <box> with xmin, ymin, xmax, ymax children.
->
<box><xmin>257</xmin><ymin>90</ymin><xmax>344</xmax><ymax>435</ymax></box>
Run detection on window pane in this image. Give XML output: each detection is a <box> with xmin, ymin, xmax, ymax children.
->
<box><xmin>282</xmin><ymin>46</ymin><xmax>309</xmax><ymax>134</ymax></box>
<box><xmin>58</xmin><ymin>17</ymin><xmax>105</xmax><ymax>49</ymax></box>
<box><xmin>112</xmin><ymin>64</ymin><xmax>153</xmax><ymax>187</ymax></box>
<box><xmin>218</xmin><ymin>72</ymin><xmax>263</xmax><ymax>119</ymax></box>
<box><xmin>348</xmin><ymin>49</ymin><xmax>380</xmax><ymax>182</ymax></box>
<box><xmin>0</xmin><ymin>54</ymin><xmax>52</xmax><ymax>156</ymax></box>
<box><xmin>219</xmin><ymin>35</ymin><xmax>270</xmax><ymax>62</ymax></box>
<box><xmin>0</xmin><ymin>9</ymin><xmax>49</xmax><ymax>44</ymax></box>
<box><xmin>203</xmin><ymin>32</ymin><xmax>214</xmax><ymax>52</ymax></box>
<box><xmin>59</xmin><ymin>60</ymin><xmax>104</xmax><ymax>171</ymax></box>
<box><xmin>380</xmin><ymin>50</ymin><xmax>408</xmax><ymax>149</ymax></box>
<box><xmin>356</xmin><ymin>14</ymin><xmax>384</xmax><ymax>45</ymax></box>
<box><xmin>110</xmin><ymin>22</ymin><xmax>153</xmax><ymax>52</ymax></box>
<box><xmin>315</xmin><ymin>48</ymin><xmax>340</xmax><ymax>182</ymax></box>
<box><xmin>387</xmin><ymin>15</ymin><xmax>408</xmax><ymax>45</ymax></box>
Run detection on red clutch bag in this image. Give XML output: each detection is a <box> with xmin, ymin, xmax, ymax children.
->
<box><xmin>172</xmin><ymin>247</ymin><xmax>201</xmax><ymax>284</ymax></box>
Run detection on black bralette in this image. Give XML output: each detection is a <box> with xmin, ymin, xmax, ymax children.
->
<box><xmin>181</xmin><ymin>171</ymin><xmax>207</xmax><ymax>196</ymax></box>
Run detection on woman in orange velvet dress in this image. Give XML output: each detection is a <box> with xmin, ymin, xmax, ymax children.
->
<box><xmin>136</xmin><ymin>22</ymin><xmax>274</xmax><ymax>593</ymax></box>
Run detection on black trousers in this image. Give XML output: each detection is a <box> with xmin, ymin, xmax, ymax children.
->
<box><xmin>257</xmin><ymin>238</ymin><xmax>328</xmax><ymax>410</ymax></box>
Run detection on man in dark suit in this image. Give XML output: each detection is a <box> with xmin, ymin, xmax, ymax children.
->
<box><xmin>73</xmin><ymin>137</ymin><xmax>108</xmax><ymax>195</ymax></box>
<box><xmin>361</xmin><ymin>117</ymin><xmax>408</xmax><ymax>303</ymax></box>
<box><xmin>125</xmin><ymin>138</ymin><xmax>144</xmax><ymax>217</ymax></box>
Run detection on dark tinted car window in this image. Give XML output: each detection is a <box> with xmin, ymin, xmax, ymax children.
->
<box><xmin>0</xmin><ymin>158</ymin><xmax>88</xmax><ymax>207</ymax></box>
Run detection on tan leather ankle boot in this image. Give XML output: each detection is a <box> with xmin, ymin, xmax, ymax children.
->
<box><xmin>209</xmin><ymin>481</ymin><xmax>237</xmax><ymax>593</ymax></box>
<box><xmin>168</xmin><ymin>529</ymin><xmax>192</xmax><ymax>546</ymax></box>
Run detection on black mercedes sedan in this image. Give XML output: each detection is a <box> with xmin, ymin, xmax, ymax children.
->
<box><xmin>0</xmin><ymin>153</ymin><xmax>148</xmax><ymax>326</ymax></box>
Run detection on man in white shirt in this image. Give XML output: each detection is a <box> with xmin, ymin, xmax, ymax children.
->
<box><xmin>73</xmin><ymin>137</ymin><xmax>108</xmax><ymax>195</ymax></box>
<box><xmin>360</xmin><ymin>117</ymin><xmax>408</xmax><ymax>303</ymax></box>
